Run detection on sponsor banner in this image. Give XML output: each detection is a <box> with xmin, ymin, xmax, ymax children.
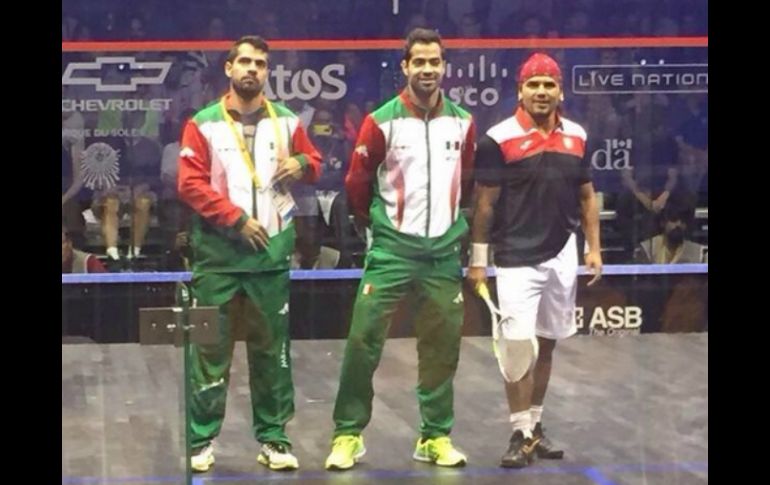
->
<box><xmin>63</xmin><ymin>273</ymin><xmax>707</xmax><ymax>343</ymax></box>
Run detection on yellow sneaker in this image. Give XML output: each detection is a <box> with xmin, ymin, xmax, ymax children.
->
<box><xmin>325</xmin><ymin>435</ymin><xmax>366</xmax><ymax>470</ymax></box>
<box><xmin>413</xmin><ymin>436</ymin><xmax>467</xmax><ymax>467</ymax></box>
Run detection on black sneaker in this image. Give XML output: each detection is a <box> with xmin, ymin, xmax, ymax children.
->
<box><xmin>533</xmin><ymin>423</ymin><xmax>564</xmax><ymax>459</ymax></box>
<box><xmin>500</xmin><ymin>430</ymin><xmax>540</xmax><ymax>468</ymax></box>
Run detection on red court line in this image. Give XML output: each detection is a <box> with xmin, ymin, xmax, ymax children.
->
<box><xmin>62</xmin><ymin>37</ymin><xmax>708</xmax><ymax>52</ymax></box>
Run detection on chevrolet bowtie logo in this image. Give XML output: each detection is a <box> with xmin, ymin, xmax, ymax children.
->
<box><xmin>62</xmin><ymin>56</ymin><xmax>172</xmax><ymax>93</ymax></box>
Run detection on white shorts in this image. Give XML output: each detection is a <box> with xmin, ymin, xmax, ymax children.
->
<box><xmin>495</xmin><ymin>233</ymin><xmax>579</xmax><ymax>341</ymax></box>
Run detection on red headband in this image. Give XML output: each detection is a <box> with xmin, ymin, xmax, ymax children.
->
<box><xmin>518</xmin><ymin>53</ymin><xmax>562</xmax><ymax>83</ymax></box>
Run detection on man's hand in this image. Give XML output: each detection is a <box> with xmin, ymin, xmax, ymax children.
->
<box><xmin>174</xmin><ymin>231</ymin><xmax>189</xmax><ymax>251</ymax></box>
<box><xmin>584</xmin><ymin>250</ymin><xmax>603</xmax><ymax>286</ymax></box>
<box><xmin>466</xmin><ymin>266</ymin><xmax>488</xmax><ymax>294</ymax></box>
<box><xmin>272</xmin><ymin>157</ymin><xmax>304</xmax><ymax>185</ymax></box>
<box><xmin>239</xmin><ymin>218</ymin><xmax>270</xmax><ymax>250</ymax></box>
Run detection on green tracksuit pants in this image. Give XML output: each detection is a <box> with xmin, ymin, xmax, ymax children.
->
<box><xmin>332</xmin><ymin>248</ymin><xmax>464</xmax><ymax>439</ymax></box>
<box><xmin>189</xmin><ymin>270</ymin><xmax>294</xmax><ymax>448</ymax></box>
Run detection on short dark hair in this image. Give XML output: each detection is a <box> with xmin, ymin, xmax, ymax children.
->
<box><xmin>226</xmin><ymin>36</ymin><xmax>270</xmax><ymax>63</ymax></box>
<box><xmin>403</xmin><ymin>28</ymin><xmax>444</xmax><ymax>62</ymax></box>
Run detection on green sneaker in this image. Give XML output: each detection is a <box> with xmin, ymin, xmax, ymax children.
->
<box><xmin>325</xmin><ymin>435</ymin><xmax>366</xmax><ymax>470</ymax></box>
<box><xmin>413</xmin><ymin>436</ymin><xmax>467</xmax><ymax>467</ymax></box>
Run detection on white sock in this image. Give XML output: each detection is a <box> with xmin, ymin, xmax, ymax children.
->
<box><xmin>106</xmin><ymin>247</ymin><xmax>119</xmax><ymax>260</ymax></box>
<box><xmin>132</xmin><ymin>246</ymin><xmax>142</xmax><ymax>257</ymax></box>
<box><xmin>509</xmin><ymin>410</ymin><xmax>533</xmax><ymax>439</ymax></box>
<box><xmin>530</xmin><ymin>405</ymin><xmax>544</xmax><ymax>430</ymax></box>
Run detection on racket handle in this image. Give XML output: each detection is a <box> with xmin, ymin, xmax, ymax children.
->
<box><xmin>476</xmin><ymin>282</ymin><xmax>491</xmax><ymax>300</ymax></box>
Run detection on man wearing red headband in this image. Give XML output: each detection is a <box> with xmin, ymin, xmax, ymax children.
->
<box><xmin>467</xmin><ymin>52</ymin><xmax>602</xmax><ymax>468</ymax></box>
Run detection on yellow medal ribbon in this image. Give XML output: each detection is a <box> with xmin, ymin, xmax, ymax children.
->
<box><xmin>220</xmin><ymin>95</ymin><xmax>285</xmax><ymax>189</ymax></box>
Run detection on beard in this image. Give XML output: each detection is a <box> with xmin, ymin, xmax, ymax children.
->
<box><xmin>410</xmin><ymin>76</ymin><xmax>440</xmax><ymax>99</ymax></box>
<box><xmin>232</xmin><ymin>77</ymin><xmax>263</xmax><ymax>101</ymax></box>
<box><xmin>525</xmin><ymin>99</ymin><xmax>557</xmax><ymax>116</ymax></box>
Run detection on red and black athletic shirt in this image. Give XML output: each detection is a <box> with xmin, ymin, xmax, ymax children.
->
<box><xmin>475</xmin><ymin>108</ymin><xmax>591</xmax><ymax>267</ymax></box>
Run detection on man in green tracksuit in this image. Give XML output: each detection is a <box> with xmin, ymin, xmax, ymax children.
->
<box><xmin>324</xmin><ymin>28</ymin><xmax>476</xmax><ymax>471</ymax></box>
<box><xmin>177</xmin><ymin>36</ymin><xmax>321</xmax><ymax>472</ymax></box>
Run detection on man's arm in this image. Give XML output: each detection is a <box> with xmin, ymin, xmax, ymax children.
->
<box><xmin>663</xmin><ymin>166</ymin><xmax>678</xmax><ymax>194</ymax></box>
<box><xmin>273</xmin><ymin>121</ymin><xmax>322</xmax><ymax>185</ymax></box>
<box><xmin>652</xmin><ymin>166</ymin><xmax>679</xmax><ymax>212</ymax></box>
<box><xmin>62</xmin><ymin>140</ymin><xmax>84</xmax><ymax>205</ymax></box>
<box><xmin>580</xmin><ymin>181</ymin><xmax>603</xmax><ymax>286</ymax></box>
<box><xmin>466</xmin><ymin>134</ymin><xmax>503</xmax><ymax>290</ymax></box>
<box><xmin>620</xmin><ymin>169</ymin><xmax>653</xmax><ymax>211</ymax></box>
<box><xmin>467</xmin><ymin>183</ymin><xmax>501</xmax><ymax>288</ymax></box>
<box><xmin>160</xmin><ymin>143</ymin><xmax>179</xmax><ymax>189</ymax></box>
<box><xmin>177</xmin><ymin>119</ymin><xmax>247</xmax><ymax>230</ymax></box>
<box><xmin>344</xmin><ymin>114</ymin><xmax>386</xmax><ymax>225</ymax></box>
